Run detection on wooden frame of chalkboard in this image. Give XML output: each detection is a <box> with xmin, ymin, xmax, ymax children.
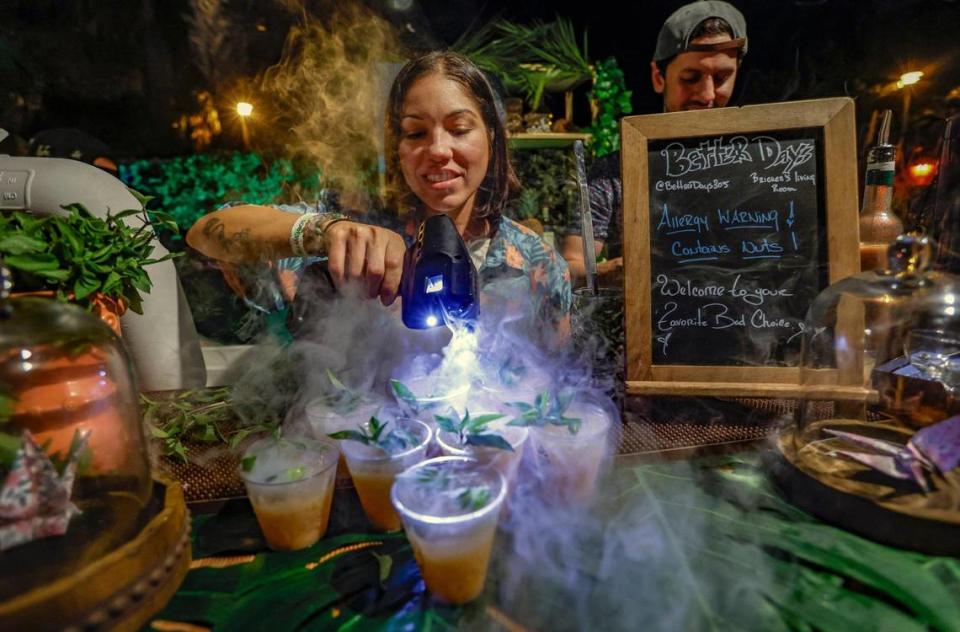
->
<box><xmin>622</xmin><ymin>98</ymin><xmax>859</xmax><ymax>398</ymax></box>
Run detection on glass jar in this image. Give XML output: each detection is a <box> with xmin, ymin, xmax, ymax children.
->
<box><xmin>0</xmin><ymin>275</ymin><xmax>151</xmax><ymax>597</ymax></box>
<box><xmin>779</xmin><ymin>234</ymin><xmax>960</xmax><ymax>553</ymax></box>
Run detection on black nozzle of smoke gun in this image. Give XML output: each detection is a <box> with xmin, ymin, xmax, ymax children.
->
<box><xmin>400</xmin><ymin>214</ymin><xmax>479</xmax><ymax>329</ymax></box>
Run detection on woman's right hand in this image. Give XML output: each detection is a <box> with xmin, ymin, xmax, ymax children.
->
<box><xmin>323</xmin><ymin>221</ymin><xmax>407</xmax><ymax>306</ymax></box>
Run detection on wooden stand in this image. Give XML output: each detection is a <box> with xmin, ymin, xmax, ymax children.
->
<box><xmin>0</xmin><ymin>477</ymin><xmax>191</xmax><ymax>631</ymax></box>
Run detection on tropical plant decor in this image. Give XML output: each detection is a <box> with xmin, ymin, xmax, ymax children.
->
<box><xmin>453</xmin><ymin>18</ymin><xmax>592</xmax><ymax>111</ymax></box>
<box><xmin>587</xmin><ymin>57</ymin><xmax>633</xmax><ymax>158</ymax></box>
<box><xmin>120</xmin><ymin>152</ymin><xmax>326</xmax><ymax>235</ymax></box>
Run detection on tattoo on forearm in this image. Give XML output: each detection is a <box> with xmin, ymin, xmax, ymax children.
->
<box><xmin>202</xmin><ymin>218</ymin><xmax>251</xmax><ymax>255</ymax></box>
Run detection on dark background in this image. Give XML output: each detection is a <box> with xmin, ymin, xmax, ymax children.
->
<box><xmin>2</xmin><ymin>0</ymin><xmax>959</xmax><ymax>158</ymax></box>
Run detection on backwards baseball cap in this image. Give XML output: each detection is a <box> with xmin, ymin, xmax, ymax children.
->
<box><xmin>27</xmin><ymin>128</ymin><xmax>118</xmax><ymax>174</ymax></box>
<box><xmin>653</xmin><ymin>1</ymin><xmax>748</xmax><ymax>64</ymax></box>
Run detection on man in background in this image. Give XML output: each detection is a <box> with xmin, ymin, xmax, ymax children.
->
<box><xmin>27</xmin><ymin>127</ymin><xmax>119</xmax><ymax>176</ymax></box>
<box><xmin>561</xmin><ymin>0</ymin><xmax>748</xmax><ymax>285</ymax></box>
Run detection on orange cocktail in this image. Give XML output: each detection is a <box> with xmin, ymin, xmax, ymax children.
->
<box><xmin>338</xmin><ymin>418</ymin><xmax>431</xmax><ymax>532</ymax></box>
<box><xmin>239</xmin><ymin>437</ymin><xmax>339</xmax><ymax>551</ymax></box>
<box><xmin>392</xmin><ymin>457</ymin><xmax>507</xmax><ymax>604</ymax></box>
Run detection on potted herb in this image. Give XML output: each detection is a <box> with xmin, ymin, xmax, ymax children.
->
<box><xmin>0</xmin><ymin>193</ymin><xmax>178</xmax><ymax>331</ymax></box>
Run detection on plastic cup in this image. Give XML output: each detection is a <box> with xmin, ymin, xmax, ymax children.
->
<box><xmin>469</xmin><ymin>370</ymin><xmax>552</xmax><ymax>418</ymax></box>
<box><xmin>391</xmin><ymin>456</ymin><xmax>507</xmax><ymax>604</ymax></box>
<box><xmin>338</xmin><ymin>418</ymin><xmax>432</xmax><ymax>532</ymax></box>
<box><xmin>239</xmin><ymin>437</ymin><xmax>339</xmax><ymax>551</ymax></box>
<box><xmin>435</xmin><ymin>423</ymin><xmax>528</xmax><ymax>487</ymax></box>
<box><xmin>392</xmin><ymin>374</ymin><xmax>471</xmax><ymax>420</ymax></box>
<box><xmin>529</xmin><ymin>396</ymin><xmax>615</xmax><ymax>504</ymax></box>
<box><xmin>306</xmin><ymin>400</ymin><xmax>382</xmax><ymax>480</ymax></box>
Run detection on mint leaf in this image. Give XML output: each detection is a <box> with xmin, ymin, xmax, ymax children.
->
<box><xmin>241</xmin><ymin>456</ymin><xmax>257</xmax><ymax>472</ymax></box>
<box><xmin>390</xmin><ymin>379</ymin><xmax>419</xmax><ymax>410</ymax></box>
<box><xmin>456</xmin><ymin>486</ymin><xmax>491</xmax><ymax>511</ymax></box>
<box><xmin>468</xmin><ymin>413</ymin><xmax>504</xmax><ymax>430</ymax></box>
<box><xmin>328</xmin><ymin>429</ymin><xmax>370</xmax><ymax>444</ymax></box>
<box><xmin>434</xmin><ymin>413</ymin><xmax>460</xmax><ymax>434</ymax></box>
<box><xmin>326</xmin><ymin>369</ymin><xmax>347</xmax><ymax>391</ymax></box>
<box><xmin>465</xmin><ymin>433</ymin><xmax>514</xmax><ymax>452</ymax></box>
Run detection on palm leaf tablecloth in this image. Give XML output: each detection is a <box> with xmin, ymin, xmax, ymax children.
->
<box><xmin>149</xmin><ymin>455</ymin><xmax>960</xmax><ymax>631</ymax></box>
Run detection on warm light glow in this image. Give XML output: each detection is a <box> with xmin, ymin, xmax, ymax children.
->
<box><xmin>236</xmin><ymin>102</ymin><xmax>254</xmax><ymax>117</ymax></box>
<box><xmin>899</xmin><ymin>71</ymin><xmax>924</xmax><ymax>87</ymax></box>
<box><xmin>908</xmin><ymin>160</ymin><xmax>937</xmax><ymax>186</ymax></box>
<box><xmin>426</xmin><ymin>315</ymin><xmax>438</xmax><ymax>327</ymax></box>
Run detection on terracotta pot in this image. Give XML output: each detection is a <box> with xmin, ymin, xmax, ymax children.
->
<box><xmin>11</xmin><ymin>291</ymin><xmax>127</xmax><ymax>336</ymax></box>
<box><xmin>6</xmin><ymin>347</ymin><xmax>132</xmax><ymax>473</ymax></box>
<box><xmin>5</xmin><ymin>294</ymin><xmax>137</xmax><ymax>473</ymax></box>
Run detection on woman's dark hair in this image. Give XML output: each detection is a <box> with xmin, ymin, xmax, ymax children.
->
<box><xmin>384</xmin><ymin>51</ymin><xmax>519</xmax><ymax>227</ymax></box>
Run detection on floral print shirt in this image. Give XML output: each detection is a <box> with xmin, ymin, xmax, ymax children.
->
<box><xmin>216</xmin><ymin>202</ymin><xmax>572</xmax><ymax>343</ymax></box>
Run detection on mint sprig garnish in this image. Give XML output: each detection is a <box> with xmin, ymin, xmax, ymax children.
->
<box><xmin>328</xmin><ymin>416</ymin><xmax>418</xmax><ymax>455</ymax></box>
<box><xmin>409</xmin><ymin>462</ymin><xmax>492</xmax><ymax>512</ymax></box>
<box><xmin>390</xmin><ymin>378</ymin><xmax>436</xmax><ymax>416</ymax></box>
<box><xmin>315</xmin><ymin>369</ymin><xmax>367</xmax><ymax>415</ymax></box>
<box><xmin>506</xmin><ymin>389</ymin><xmax>582</xmax><ymax>435</ymax></box>
<box><xmin>434</xmin><ymin>409</ymin><xmax>513</xmax><ymax>452</ymax></box>
<box><xmin>457</xmin><ymin>485</ymin><xmax>492</xmax><ymax>511</ymax></box>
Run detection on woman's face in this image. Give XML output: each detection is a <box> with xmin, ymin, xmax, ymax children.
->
<box><xmin>397</xmin><ymin>73</ymin><xmax>491</xmax><ymax>219</ymax></box>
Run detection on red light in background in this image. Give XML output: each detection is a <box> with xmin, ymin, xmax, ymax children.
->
<box><xmin>908</xmin><ymin>160</ymin><xmax>937</xmax><ymax>186</ymax></box>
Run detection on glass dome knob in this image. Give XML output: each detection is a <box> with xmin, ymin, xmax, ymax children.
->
<box><xmin>888</xmin><ymin>232</ymin><xmax>932</xmax><ymax>275</ymax></box>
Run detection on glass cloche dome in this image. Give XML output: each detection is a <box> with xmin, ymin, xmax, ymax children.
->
<box><xmin>0</xmin><ymin>267</ymin><xmax>151</xmax><ymax>598</ymax></box>
<box><xmin>778</xmin><ymin>234</ymin><xmax>960</xmax><ymax>554</ymax></box>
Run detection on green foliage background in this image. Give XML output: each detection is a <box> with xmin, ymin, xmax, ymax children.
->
<box><xmin>587</xmin><ymin>57</ymin><xmax>633</xmax><ymax>158</ymax></box>
<box><xmin>120</xmin><ymin>152</ymin><xmax>326</xmax><ymax>234</ymax></box>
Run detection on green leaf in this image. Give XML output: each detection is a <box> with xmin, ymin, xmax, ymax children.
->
<box><xmin>0</xmin><ymin>235</ymin><xmax>46</xmax><ymax>255</ymax></box>
<box><xmin>326</xmin><ymin>369</ymin><xmax>347</xmax><ymax>391</ymax></box>
<box><xmin>433</xmin><ymin>413</ymin><xmax>460</xmax><ymax>434</ymax></box>
<box><xmin>327</xmin><ymin>429</ymin><xmax>370</xmax><ymax>444</ymax></box>
<box><xmin>368</xmin><ymin>416</ymin><xmax>388</xmax><ymax>442</ymax></box>
<box><xmin>73</xmin><ymin>275</ymin><xmax>101</xmax><ymax>300</ymax></box>
<box><xmin>535</xmin><ymin>390</ymin><xmax>551</xmax><ymax>416</ymax></box>
<box><xmin>241</xmin><ymin>455</ymin><xmax>257</xmax><ymax>472</ymax></box>
<box><xmin>469</xmin><ymin>413</ymin><xmax>505</xmax><ymax>429</ymax></box>
<box><xmin>456</xmin><ymin>485</ymin><xmax>492</xmax><ymax>511</ymax></box>
<box><xmin>0</xmin><ymin>432</ymin><xmax>21</xmax><ymax>469</ymax></box>
<box><xmin>149</xmin><ymin>426</ymin><xmax>170</xmax><ymax>439</ymax></box>
<box><xmin>3</xmin><ymin>252</ymin><xmax>60</xmax><ymax>271</ymax></box>
<box><xmin>390</xmin><ymin>379</ymin><xmax>420</xmax><ymax>410</ymax></box>
<box><xmin>371</xmin><ymin>551</ymin><xmax>393</xmax><ymax>587</ymax></box>
<box><xmin>464</xmin><ymin>433</ymin><xmax>514</xmax><ymax>452</ymax></box>
<box><xmin>555</xmin><ymin>416</ymin><xmax>581</xmax><ymax>435</ymax></box>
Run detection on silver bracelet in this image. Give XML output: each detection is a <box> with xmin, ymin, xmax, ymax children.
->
<box><xmin>289</xmin><ymin>212</ymin><xmax>319</xmax><ymax>257</ymax></box>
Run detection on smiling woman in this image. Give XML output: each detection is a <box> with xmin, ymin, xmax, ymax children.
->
<box><xmin>186</xmin><ymin>51</ymin><xmax>571</xmax><ymax>341</ymax></box>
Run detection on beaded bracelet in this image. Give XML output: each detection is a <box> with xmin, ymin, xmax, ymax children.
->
<box><xmin>290</xmin><ymin>212</ymin><xmax>349</xmax><ymax>257</ymax></box>
<box><xmin>289</xmin><ymin>212</ymin><xmax>319</xmax><ymax>257</ymax></box>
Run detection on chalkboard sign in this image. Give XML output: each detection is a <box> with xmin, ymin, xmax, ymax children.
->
<box><xmin>621</xmin><ymin>99</ymin><xmax>859</xmax><ymax>398</ymax></box>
